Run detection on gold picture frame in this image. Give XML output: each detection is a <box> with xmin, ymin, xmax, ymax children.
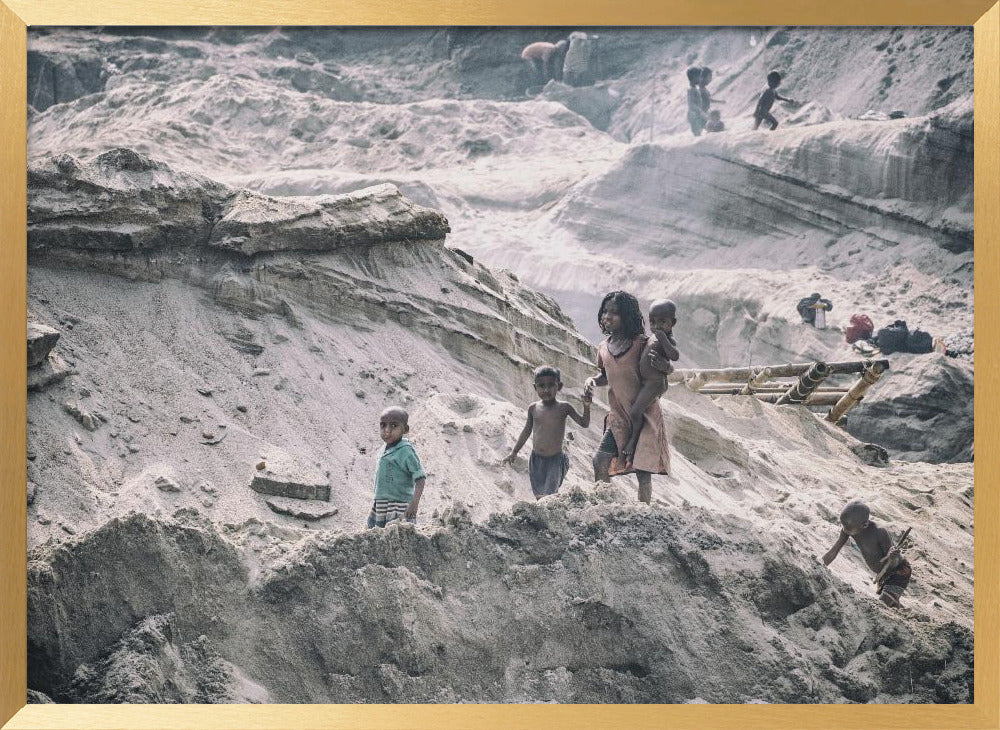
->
<box><xmin>2</xmin><ymin>2</ymin><xmax>997</xmax><ymax>728</ymax></box>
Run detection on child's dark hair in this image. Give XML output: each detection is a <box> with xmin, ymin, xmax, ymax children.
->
<box><xmin>686</xmin><ymin>66</ymin><xmax>701</xmax><ymax>85</ymax></box>
<box><xmin>533</xmin><ymin>365</ymin><xmax>561</xmax><ymax>382</ymax></box>
<box><xmin>767</xmin><ymin>70</ymin><xmax>782</xmax><ymax>86</ymax></box>
<box><xmin>598</xmin><ymin>291</ymin><xmax>646</xmax><ymax>339</ymax></box>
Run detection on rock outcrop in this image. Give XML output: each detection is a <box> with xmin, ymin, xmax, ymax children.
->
<box><xmin>265</xmin><ymin>497</ymin><xmax>338</xmax><ymax>521</ymax></box>
<box><xmin>23</xmin><ymin>26</ymin><xmax>975</xmax><ymax>708</ymax></box>
<box><xmin>211</xmin><ymin>184</ymin><xmax>449</xmax><ymax>256</ymax></box>
<box><xmin>28</xmin><ymin>150</ymin><xmax>448</xmax><ymax>256</ymax></box>
<box><xmin>250</xmin><ymin>472</ymin><xmax>331</xmax><ymax>502</ymax></box>
<box><xmin>27</xmin><ymin>150</ymin><xmax>594</xmax><ymax>396</ymax></box>
<box><xmin>847</xmin><ymin>353</ymin><xmax>974</xmax><ymax>463</ymax></box>
<box><xmin>27</xmin><ymin>353</ymin><xmax>74</xmax><ymax>392</ymax></box>
<box><xmin>27</xmin><ymin>48</ymin><xmax>106</xmax><ymax>112</ymax></box>
<box><xmin>27</xmin><ymin>322</ymin><xmax>73</xmax><ymax>392</ymax></box>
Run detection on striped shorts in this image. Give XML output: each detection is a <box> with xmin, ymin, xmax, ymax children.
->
<box><xmin>366</xmin><ymin>499</ymin><xmax>415</xmax><ymax>529</ymax></box>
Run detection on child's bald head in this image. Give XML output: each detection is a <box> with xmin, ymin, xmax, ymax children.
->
<box><xmin>648</xmin><ymin>299</ymin><xmax>677</xmax><ymax>333</ymax></box>
<box><xmin>840</xmin><ymin>500</ymin><xmax>870</xmax><ymax>534</ymax></box>
<box><xmin>380</xmin><ymin>406</ymin><xmax>409</xmax><ymax>425</ymax></box>
<box><xmin>379</xmin><ymin>406</ymin><xmax>410</xmax><ymax>445</ymax></box>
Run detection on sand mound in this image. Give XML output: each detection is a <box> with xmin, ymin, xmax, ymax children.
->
<box><xmin>28</xmin><ymin>491</ymin><xmax>972</xmax><ymax>703</ymax></box>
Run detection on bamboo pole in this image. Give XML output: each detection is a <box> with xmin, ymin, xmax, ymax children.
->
<box><xmin>775</xmin><ymin>361</ymin><xmax>832</xmax><ymax>405</ymax></box>
<box><xmin>684</xmin><ymin>372</ymin><xmax>708</xmax><ymax>392</ymax></box>
<box><xmin>826</xmin><ymin>362</ymin><xmax>886</xmax><ymax>424</ymax></box>
<box><xmin>668</xmin><ymin>359</ymin><xmax>889</xmax><ymax>384</ymax></box>
<box><xmin>752</xmin><ymin>392</ymin><xmax>845</xmax><ymax>406</ymax></box>
<box><xmin>701</xmin><ymin>385</ymin><xmax>850</xmax><ymax>395</ymax></box>
<box><xmin>703</xmin><ymin>382</ymin><xmax>851</xmax><ymax>391</ymax></box>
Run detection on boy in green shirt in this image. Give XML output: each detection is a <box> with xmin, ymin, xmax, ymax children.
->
<box><xmin>366</xmin><ymin>406</ymin><xmax>427</xmax><ymax>528</ymax></box>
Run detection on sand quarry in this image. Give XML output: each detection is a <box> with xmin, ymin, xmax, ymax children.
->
<box><xmin>24</xmin><ymin>27</ymin><xmax>973</xmax><ymax>704</ymax></box>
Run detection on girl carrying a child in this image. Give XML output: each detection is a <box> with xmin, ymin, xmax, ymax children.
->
<box><xmin>585</xmin><ymin>291</ymin><xmax>672</xmax><ymax>503</ymax></box>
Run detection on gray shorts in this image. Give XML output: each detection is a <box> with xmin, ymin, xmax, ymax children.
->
<box><xmin>529</xmin><ymin>451</ymin><xmax>569</xmax><ymax>498</ymax></box>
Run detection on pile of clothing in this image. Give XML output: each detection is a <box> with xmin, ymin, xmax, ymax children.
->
<box><xmin>942</xmin><ymin>330</ymin><xmax>974</xmax><ymax>360</ymax></box>
<box><xmin>848</xmin><ymin>316</ymin><xmax>935</xmax><ymax>355</ymax></box>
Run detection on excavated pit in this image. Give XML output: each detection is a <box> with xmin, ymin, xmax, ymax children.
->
<box><xmin>25</xmin><ymin>26</ymin><xmax>974</xmax><ymax>705</ymax></box>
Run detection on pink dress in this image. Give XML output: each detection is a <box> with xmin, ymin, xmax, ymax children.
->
<box><xmin>598</xmin><ymin>336</ymin><xmax>671</xmax><ymax>476</ymax></box>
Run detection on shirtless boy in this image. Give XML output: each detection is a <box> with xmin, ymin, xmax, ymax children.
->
<box><xmin>754</xmin><ymin>70</ymin><xmax>796</xmax><ymax>130</ymax></box>
<box><xmin>621</xmin><ymin>299</ymin><xmax>679</xmax><ymax>469</ymax></box>
<box><xmin>503</xmin><ymin>366</ymin><xmax>592</xmax><ymax>498</ymax></box>
<box><xmin>822</xmin><ymin>500</ymin><xmax>912</xmax><ymax>607</ymax></box>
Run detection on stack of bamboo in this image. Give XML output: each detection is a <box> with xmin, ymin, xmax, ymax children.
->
<box><xmin>668</xmin><ymin>359</ymin><xmax>889</xmax><ymax>423</ymax></box>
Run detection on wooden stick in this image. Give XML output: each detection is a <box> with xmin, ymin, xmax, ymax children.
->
<box><xmin>875</xmin><ymin>527</ymin><xmax>912</xmax><ymax>592</ymax></box>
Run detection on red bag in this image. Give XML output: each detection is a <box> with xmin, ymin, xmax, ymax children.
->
<box><xmin>845</xmin><ymin>313</ymin><xmax>875</xmax><ymax>344</ymax></box>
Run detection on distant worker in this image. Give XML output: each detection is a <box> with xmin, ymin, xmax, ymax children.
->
<box><xmin>754</xmin><ymin>70</ymin><xmax>797</xmax><ymax>130</ymax></box>
<box><xmin>563</xmin><ymin>31</ymin><xmax>598</xmax><ymax>87</ymax></box>
<box><xmin>521</xmin><ymin>39</ymin><xmax>569</xmax><ymax>87</ymax></box>
<box><xmin>705</xmin><ymin>110</ymin><xmax>725</xmax><ymax>133</ymax></box>
<box><xmin>686</xmin><ymin>67</ymin><xmax>708</xmax><ymax>136</ymax></box>
<box><xmin>796</xmin><ymin>292</ymin><xmax>833</xmax><ymax>328</ymax></box>
<box><xmin>698</xmin><ymin>66</ymin><xmax>726</xmax><ymax>113</ymax></box>
<box><xmin>822</xmin><ymin>500</ymin><xmax>913</xmax><ymax>608</ymax></box>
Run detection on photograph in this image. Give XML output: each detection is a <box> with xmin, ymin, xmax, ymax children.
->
<box><xmin>18</xmin><ymin>23</ymin><xmax>977</xmax><ymax>708</ymax></box>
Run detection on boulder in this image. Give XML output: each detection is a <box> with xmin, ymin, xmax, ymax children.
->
<box><xmin>539</xmin><ymin>81</ymin><xmax>620</xmax><ymax>131</ymax></box>
<box><xmin>27</xmin><ymin>323</ymin><xmax>61</xmax><ymax>367</ymax></box>
<box><xmin>850</xmin><ymin>442</ymin><xmax>890</xmax><ymax>468</ymax></box>
<box><xmin>63</xmin><ymin>401</ymin><xmax>100</xmax><ymax>432</ymax></box>
<box><xmin>250</xmin><ymin>471</ymin><xmax>330</xmax><ymax>501</ymax></box>
<box><xmin>154</xmin><ymin>476</ymin><xmax>181</xmax><ymax>493</ymax></box>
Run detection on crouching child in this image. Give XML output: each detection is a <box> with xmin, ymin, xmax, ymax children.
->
<box><xmin>822</xmin><ymin>500</ymin><xmax>912</xmax><ymax>607</ymax></box>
